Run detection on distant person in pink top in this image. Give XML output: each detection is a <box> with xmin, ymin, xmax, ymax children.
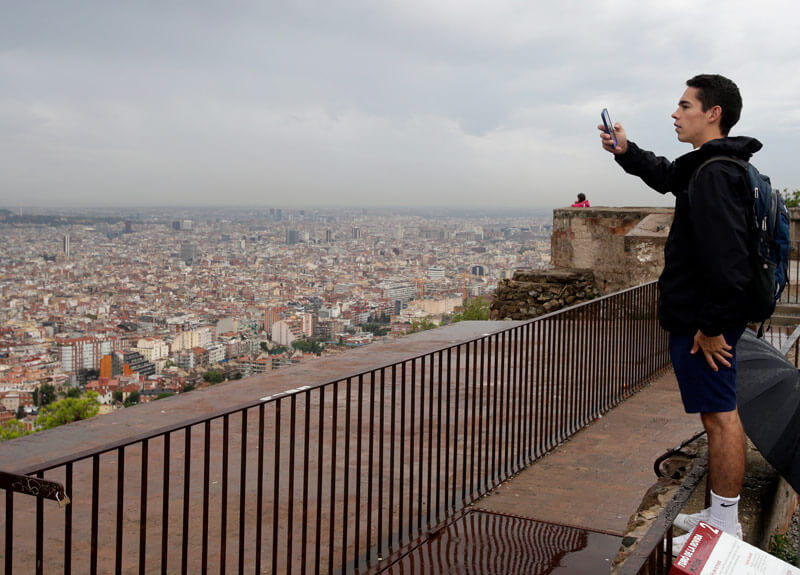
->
<box><xmin>571</xmin><ymin>193</ymin><xmax>590</xmax><ymax>207</ymax></box>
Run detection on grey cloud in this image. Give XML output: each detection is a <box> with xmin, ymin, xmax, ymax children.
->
<box><xmin>0</xmin><ymin>0</ymin><xmax>798</xmax><ymax>208</ymax></box>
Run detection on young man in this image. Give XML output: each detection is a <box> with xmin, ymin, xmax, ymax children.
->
<box><xmin>599</xmin><ymin>74</ymin><xmax>761</xmax><ymax>554</ymax></box>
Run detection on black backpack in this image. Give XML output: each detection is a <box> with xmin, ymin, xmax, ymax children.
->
<box><xmin>689</xmin><ymin>156</ymin><xmax>790</xmax><ymax>333</ymax></box>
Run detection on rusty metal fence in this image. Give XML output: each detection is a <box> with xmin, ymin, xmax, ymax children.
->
<box><xmin>1</xmin><ymin>281</ymin><xmax>668</xmax><ymax>574</ymax></box>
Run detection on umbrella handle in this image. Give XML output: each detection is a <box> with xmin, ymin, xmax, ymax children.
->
<box><xmin>653</xmin><ymin>430</ymin><xmax>707</xmax><ymax>478</ymax></box>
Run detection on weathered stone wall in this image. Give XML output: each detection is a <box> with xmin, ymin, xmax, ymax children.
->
<box><xmin>551</xmin><ymin>207</ymin><xmax>673</xmax><ymax>294</ymax></box>
<box><xmin>491</xmin><ymin>207</ymin><xmax>673</xmax><ymax>321</ymax></box>
<box><xmin>490</xmin><ymin>269</ymin><xmax>600</xmax><ymax>320</ymax></box>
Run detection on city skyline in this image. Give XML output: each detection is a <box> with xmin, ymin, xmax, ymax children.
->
<box><xmin>2</xmin><ymin>1</ymin><xmax>799</xmax><ymax>209</ymax></box>
<box><xmin>0</xmin><ymin>208</ymin><xmax>552</xmax><ymax>402</ymax></box>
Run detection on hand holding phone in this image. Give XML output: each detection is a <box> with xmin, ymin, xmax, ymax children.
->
<box><xmin>601</xmin><ymin>108</ymin><xmax>617</xmax><ymax>148</ymax></box>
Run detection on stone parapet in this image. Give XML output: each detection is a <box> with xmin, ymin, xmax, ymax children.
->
<box><xmin>551</xmin><ymin>206</ymin><xmax>673</xmax><ymax>294</ymax></box>
<box><xmin>490</xmin><ymin>268</ymin><xmax>600</xmax><ymax>320</ymax></box>
<box><xmin>491</xmin><ymin>207</ymin><xmax>673</xmax><ymax>321</ymax></box>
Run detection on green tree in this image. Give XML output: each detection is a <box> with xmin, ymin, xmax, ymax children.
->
<box><xmin>123</xmin><ymin>390</ymin><xmax>141</xmax><ymax>407</ymax></box>
<box><xmin>369</xmin><ymin>312</ymin><xmax>391</xmax><ymax>324</ymax></box>
<box><xmin>782</xmin><ymin>189</ymin><xmax>800</xmax><ymax>208</ymax></box>
<box><xmin>452</xmin><ymin>299</ymin><xmax>491</xmax><ymax>323</ymax></box>
<box><xmin>0</xmin><ymin>419</ymin><xmax>30</xmax><ymax>441</ymax></box>
<box><xmin>203</xmin><ymin>370</ymin><xmax>225</xmax><ymax>384</ymax></box>
<box><xmin>363</xmin><ymin>323</ymin><xmax>390</xmax><ymax>337</ymax></box>
<box><xmin>63</xmin><ymin>386</ymin><xmax>82</xmax><ymax>398</ymax></box>
<box><xmin>407</xmin><ymin>317</ymin><xmax>437</xmax><ymax>334</ymax></box>
<box><xmin>182</xmin><ymin>382</ymin><xmax>196</xmax><ymax>393</ymax></box>
<box><xmin>34</xmin><ymin>383</ymin><xmax>57</xmax><ymax>407</ymax></box>
<box><xmin>36</xmin><ymin>392</ymin><xmax>100</xmax><ymax>431</ymax></box>
<box><xmin>113</xmin><ymin>390</ymin><xmax>124</xmax><ymax>404</ymax></box>
<box><xmin>155</xmin><ymin>392</ymin><xmax>174</xmax><ymax>400</ymax></box>
<box><xmin>291</xmin><ymin>340</ymin><xmax>324</xmax><ymax>355</ymax></box>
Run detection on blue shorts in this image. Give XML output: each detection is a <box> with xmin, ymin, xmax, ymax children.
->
<box><xmin>669</xmin><ymin>329</ymin><xmax>744</xmax><ymax>414</ymax></box>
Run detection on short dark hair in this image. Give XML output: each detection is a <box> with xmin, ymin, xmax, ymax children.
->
<box><xmin>577</xmin><ymin>193</ymin><xmax>586</xmax><ymax>202</ymax></box>
<box><xmin>686</xmin><ymin>74</ymin><xmax>742</xmax><ymax>136</ymax></box>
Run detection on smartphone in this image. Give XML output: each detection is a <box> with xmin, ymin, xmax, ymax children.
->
<box><xmin>601</xmin><ymin>108</ymin><xmax>617</xmax><ymax>147</ymax></box>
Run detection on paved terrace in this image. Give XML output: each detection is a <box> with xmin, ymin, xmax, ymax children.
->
<box><xmin>383</xmin><ymin>369</ymin><xmax>698</xmax><ymax>573</ymax></box>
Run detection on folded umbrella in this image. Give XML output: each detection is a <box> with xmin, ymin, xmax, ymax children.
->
<box><xmin>736</xmin><ymin>328</ymin><xmax>800</xmax><ymax>493</ymax></box>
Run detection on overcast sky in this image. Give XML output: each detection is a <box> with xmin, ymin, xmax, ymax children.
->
<box><xmin>2</xmin><ymin>1</ymin><xmax>798</xmax><ymax>210</ymax></box>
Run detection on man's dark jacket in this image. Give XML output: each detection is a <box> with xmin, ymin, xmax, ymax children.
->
<box><xmin>615</xmin><ymin>136</ymin><xmax>762</xmax><ymax>336</ymax></box>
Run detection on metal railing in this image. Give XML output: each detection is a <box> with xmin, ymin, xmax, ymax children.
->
<box><xmin>1</xmin><ymin>281</ymin><xmax>668</xmax><ymax>574</ymax></box>
<box><xmin>780</xmin><ymin>240</ymin><xmax>800</xmax><ymax>305</ymax></box>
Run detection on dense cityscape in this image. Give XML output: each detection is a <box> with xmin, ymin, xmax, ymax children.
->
<box><xmin>0</xmin><ymin>206</ymin><xmax>552</xmax><ymax>436</ymax></box>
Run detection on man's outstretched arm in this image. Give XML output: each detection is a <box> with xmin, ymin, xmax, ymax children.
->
<box><xmin>598</xmin><ymin>121</ymin><xmax>674</xmax><ymax>195</ymax></box>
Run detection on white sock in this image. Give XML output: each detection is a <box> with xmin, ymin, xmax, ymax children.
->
<box><xmin>709</xmin><ymin>490</ymin><xmax>740</xmax><ymax>534</ymax></box>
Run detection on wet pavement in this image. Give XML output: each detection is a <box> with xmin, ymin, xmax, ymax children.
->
<box><xmin>382</xmin><ymin>510</ymin><xmax>621</xmax><ymax>574</ymax></box>
<box><xmin>376</xmin><ymin>369</ymin><xmax>699</xmax><ymax>574</ymax></box>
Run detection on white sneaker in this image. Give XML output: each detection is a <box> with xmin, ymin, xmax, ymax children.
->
<box><xmin>671</xmin><ymin>532</ymin><xmax>691</xmax><ymax>556</ymax></box>
<box><xmin>674</xmin><ymin>508</ymin><xmax>711</xmax><ymax>532</ymax></box>
<box><xmin>670</xmin><ymin>522</ymin><xmax>742</xmax><ymax>556</ymax></box>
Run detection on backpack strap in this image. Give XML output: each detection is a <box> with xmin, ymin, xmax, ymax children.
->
<box><xmin>687</xmin><ymin>155</ymin><xmax>749</xmax><ymax>205</ymax></box>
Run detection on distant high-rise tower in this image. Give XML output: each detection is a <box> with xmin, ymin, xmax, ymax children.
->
<box><xmin>180</xmin><ymin>242</ymin><xmax>197</xmax><ymax>264</ymax></box>
<box><xmin>325</xmin><ymin>229</ymin><xmax>333</xmax><ymax>243</ymax></box>
<box><xmin>265</xmin><ymin>305</ymin><xmax>286</xmax><ymax>336</ymax></box>
<box><xmin>352</xmin><ymin>227</ymin><xmax>361</xmax><ymax>240</ymax></box>
<box><xmin>286</xmin><ymin>230</ymin><xmax>300</xmax><ymax>245</ymax></box>
<box><xmin>63</xmin><ymin>233</ymin><xmax>70</xmax><ymax>258</ymax></box>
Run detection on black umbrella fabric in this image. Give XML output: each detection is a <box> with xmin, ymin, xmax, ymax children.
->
<box><xmin>736</xmin><ymin>328</ymin><xmax>800</xmax><ymax>493</ymax></box>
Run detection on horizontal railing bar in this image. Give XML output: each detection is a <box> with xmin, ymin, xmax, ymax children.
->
<box><xmin>0</xmin><ymin>471</ymin><xmax>67</xmax><ymax>503</ymax></box>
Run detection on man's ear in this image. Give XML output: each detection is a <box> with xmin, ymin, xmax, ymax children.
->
<box><xmin>707</xmin><ymin>105</ymin><xmax>722</xmax><ymax>125</ymax></box>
